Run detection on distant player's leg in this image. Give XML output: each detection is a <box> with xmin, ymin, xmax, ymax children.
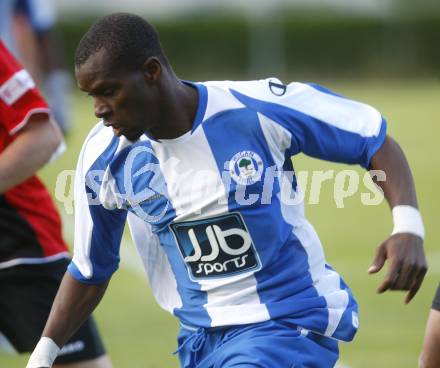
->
<box><xmin>0</xmin><ymin>260</ymin><xmax>112</xmax><ymax>367</ymax></box>
<box><xmin>419</xmin><ymin>284</ymin><xmax>440</xmax><ymax>368</ymax></box>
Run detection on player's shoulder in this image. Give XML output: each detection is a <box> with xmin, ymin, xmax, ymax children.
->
<box><xmin>202</xmin><ymin>78</ymin><xmax>368</xmax><ymax>103</ymax></box>
<box><xmin>198</xmin><ymin>78</ymin><xmax>304</xmax><ymax>121</ymax></box>
<box><xmin>203</xmin><ymin>77</ymin><xmax>290</xmax><ymax>94</ymax></box>
<box><xmin>207</xmin><ymin>78</ymin><xmax>381</xmax><ymax>122</ymax></box>
<box><xmin>78</xmin><ymin>121</ymin><xmax>120</xmax><ymax>173</ymax></box>
<box><xmin>201</xmin><ymin>77</ymin><xmax>313</xmax><ymax>105</ymax></box>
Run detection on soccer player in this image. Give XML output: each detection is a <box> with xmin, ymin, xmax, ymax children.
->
<box><xmin>419</xmin><ymin>284</ymin><xmax>440</xmax><ymax>368</ymax></box>
<box><xmin>0</xmin><ymin>0</ymin><xmax>72</xmax><ymax>134</ymax></box>
<box><xmin>0</xmin><ymin>40</ymin><xmax>112</xmax><ymax>367</ymax></box>
<box><xmin>27</xmin><ymin>13</ymin><xmax>427</xmax><ymax>368</ymax></box>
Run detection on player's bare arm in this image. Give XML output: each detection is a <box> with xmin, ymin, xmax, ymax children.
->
<box><xmin>367</xmin><ymin>135</ymin><xmax>427</xmax><ymax>303</ymax></box>
<box><xmin>43</xmin><ymin>273</ymin><xmax>109</xmax><ymax>348</ymax></box>
<box><xmin>0</xmin><ymin>113</ymin><xmax>62</xmax><ymax>193</ymax></box>
<box><xmin>27</xmin><ymin>273</ymin><xmax>109</xmax><ymax>368</ymax></box>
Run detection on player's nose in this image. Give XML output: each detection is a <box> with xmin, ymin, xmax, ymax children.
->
<box><xmin>94</xmin><ymin>99</ymin><xmax>111</xmax><ymax>119</ymax></box>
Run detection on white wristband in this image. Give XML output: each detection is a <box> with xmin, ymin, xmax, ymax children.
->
<box><xmin>391</xmin><ymin>205</ymin><xmax>425</xmax><ymax>240</ymax></box>
<box><xmin>26</xmin><ymin>337</ymin><xmax>60</xmax><ymax>368</ymax></box>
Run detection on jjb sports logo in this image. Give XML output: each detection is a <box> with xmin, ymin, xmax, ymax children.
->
<box><xmin>170</xmin><ymin>213</ymin><xmax>261</xmax><ymax>280</ymax></box>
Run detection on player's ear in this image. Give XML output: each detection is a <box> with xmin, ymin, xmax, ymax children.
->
<box><xmin>142</xmin><ymin>57</ymin><xmax>161</xmax><ymax>83</ymax></box>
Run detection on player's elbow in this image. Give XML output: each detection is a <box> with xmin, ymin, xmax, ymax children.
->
<box><xmin>27</xmin><ymin>113</ymin><xmax>64</xmax><ymax>162</ymax></box>
<box><xmin>42</xmin><ymin>116</ymin><xmax>64</xmax><ymax>154</ymax></box>
<box><xmin>45</xmin><ymin>119</ymin><xmax>64</xmax><ymax>161</ymax></box>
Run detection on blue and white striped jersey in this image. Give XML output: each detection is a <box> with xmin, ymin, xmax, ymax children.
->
<box><xmin>68</xmin><ymin>78</ymin><xmax>386</xmax><ymax>342</ymax></box>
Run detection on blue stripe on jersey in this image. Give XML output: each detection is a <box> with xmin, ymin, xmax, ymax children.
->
<box><xmin>109</xmin><ymin>139</ymin><xmax>211</xmax><ymax>326</ymax></box>
<box><xmin>202</xmin><ymin>107</ymin><xmax>282</xmax><ymax>211</ymax></box>
<box><xmin>188</xmin><ymin>82</ymin><xmax>208</xmax><ymax>132</ymax></box>
<box><xmin>255</xmin><ymin>232</ymin><xmax>329</xmax><ymax>333</ymax></box>
<box><xmin>202</xmin><ymin>108</ymin><xmax>328</xmax><ymax>328</ymax></box>
<box><xmin>229</xmin><ymin>89</ymin><xmax>387</xmax><ymax>168</ymax></box>
<box><xmin>68</xmin><ymin>136</ymin><xmax>127</xmax><ymax>284</ymax></box>
<box><xmin>158</xmin><ymin>231</ymin><xmax>212</xmax><ymax>328</ymax></box>
<box><xmin>202</xmin><ymin>107</ymin><xmax>286</xmax><ymax>258</ymax></box>
<box><xmin>109</xmin><ymin>140</ymin><xmax>175</xmax><ymax>231</ymax></box>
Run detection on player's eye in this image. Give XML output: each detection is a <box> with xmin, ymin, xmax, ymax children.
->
<box><xmin>102</xmin><ymin>88</ymin><xmax>116</xmax><ymax>97</ymax></box>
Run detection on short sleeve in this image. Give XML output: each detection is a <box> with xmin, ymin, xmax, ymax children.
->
<box><xmin>68</xmin><ymin>129</ymin><xmax>127</xmax><ymax>284</ymax></box>
<box><xmin>230</xmin><ymin>81</ymin><xmax>387</xmax><ymax>169</ymax></box>
<box><xmin>0</xmin><ymin>40</ymin><xmax>50</xmax><ymax>135</ymax></box>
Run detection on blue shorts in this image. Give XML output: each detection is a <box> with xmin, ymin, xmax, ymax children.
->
<box><xmin>174</xmin><ymin>318</ymin><xmax>339</xmax><ymax>368</ymax></box>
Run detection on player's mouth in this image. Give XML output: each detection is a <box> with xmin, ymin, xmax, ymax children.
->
<box><xmin>104</xmin><ymin>121</ymin><xmax>122</xmax><ymax>136</ymax></box>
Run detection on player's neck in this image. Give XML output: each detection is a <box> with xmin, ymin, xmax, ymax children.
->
<box><xmin>149</xmin><ymin>77</ymin><xmax>199</xmax><ymax>140</ymax></box>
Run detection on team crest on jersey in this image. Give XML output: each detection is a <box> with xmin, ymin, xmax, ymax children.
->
<box><xmin>229</xmin><ymin>151</ymin><xmax>263</xmax><ymax>186</ymax></box>
<box><xmin>170</xmin><ymin>213</ymin><xmax>261</xmax><ymax>280</ymax></box>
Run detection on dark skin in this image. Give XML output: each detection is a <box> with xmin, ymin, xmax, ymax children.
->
<box><xmin>37</xmin><ymin>49</ymin><xmax>426</xmax><ymax>357</ymax></box>
<box><xmin>76</xmin><ymin>48</ymin><xmax>198</xmax><ymax>141</ymax></box>
<box><xmin>368</xmin><ymin>136</ymin><xmax>427</xmax><ymax>303</ymax></box>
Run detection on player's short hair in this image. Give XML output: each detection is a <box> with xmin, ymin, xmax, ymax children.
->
<box><xmin>75</xmin><ymin>13</ymin><xmax>168</xmax><ymax>71</ymax></box>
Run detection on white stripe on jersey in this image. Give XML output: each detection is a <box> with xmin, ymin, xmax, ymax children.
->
<box><xmin>72</xmin><ymin>122</ymin><xmax>116</xmax><ymax>278</ymax></box>
<box><xmin>127</xmin><ymin>212</ymin><xmax>183</xmax><ymax>312</ymax></box>
<box><xmin>151</xmin><ymin>125</ymin><xmax>268</xmax><ymax>327</ymax></box>
<box><xmin>151</xmin><ymin>126</ymin><xmax>227</xmax><ymax>221</ymax></box>
<box><xmin>278</xmin><ymin>83</ymin><xmax>382</xmax><ymax>137</ymax></box>
<box><xmin>257</xmin><ymin>112</ymin><xmax>292</xmax><ymax>170</ymax></box>
<box><xmin>202</xmin><ymin>83</ymin><xmax>244</xmax><ymax>122</ymax></box>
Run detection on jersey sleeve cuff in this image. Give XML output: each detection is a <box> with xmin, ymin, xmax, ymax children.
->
<box><xmin>362</xmin><ymin>117</ymin><xmax>387</xmax><ymax>169</ymax></box>
<box><xmin>9</xmin><ymin>107</ymin><xmax>51</xmax><ymax>135</ymax></box>
<box><xmin>67</xmin><ymin>260</ymin><xmax>113</xmax><ymax>285</ymax></box>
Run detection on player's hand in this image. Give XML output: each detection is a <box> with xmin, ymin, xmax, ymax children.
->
<box><xmin>368</xmin><ymin>233</ymin><xmax>427</xmax><ymax>304</ymax></box>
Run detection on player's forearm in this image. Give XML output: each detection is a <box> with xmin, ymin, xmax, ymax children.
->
<box><xmin>369</xmin><ymin>135</ymin><xmax>418</xmax><ymax>208</ymax></box>
<box><xmin>0</xmin><ymin>114</ymin><xmax>62</xmax><ymax>193</ymax></box>
<box><xmin>41</xmin><ymin>272</ymin><xmax>109</xmax><ymax>348</ymax></box>
<box><xmin>27</xmin><ymin>273</ymin><xmax>109</xmax><ymax>367</ymax></box>
<box><xmin>367</xmin><ymin>135</ymin><xmax>426</xmax><ymax>303</ymax></box>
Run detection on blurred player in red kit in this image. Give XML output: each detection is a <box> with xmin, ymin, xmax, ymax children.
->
<box><xmin>0</xmin><ymin>40</ymin><xmax>112</xmax><ymax>367</ymax></box>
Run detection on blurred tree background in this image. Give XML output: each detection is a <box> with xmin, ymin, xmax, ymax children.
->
<box><xmin>55</xmin><ymin>0</ymin><xmax>439</xmax><ymax>81</ymax></box>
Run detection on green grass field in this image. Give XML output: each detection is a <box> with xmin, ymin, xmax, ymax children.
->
<box><xmin>1</xmin><ymin>79</ymin><xmax>438</xmax><ymax>368</ymax></box>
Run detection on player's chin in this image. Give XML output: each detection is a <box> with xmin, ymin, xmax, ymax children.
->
<box><xmin>121</xmin><ymin>129</ymin><xmax>144</xmax><ymax>142</ymax></box>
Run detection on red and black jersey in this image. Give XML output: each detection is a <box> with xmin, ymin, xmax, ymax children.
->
<box><xmin>0</xmin><ymin>40</ymin><xmax>69</xmax><ymax>268</ymax></box>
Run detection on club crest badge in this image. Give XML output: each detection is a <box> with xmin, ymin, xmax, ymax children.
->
<box><xmin>229</xmin><ymin>151</ymin><xmax>263</xmax><ymax>185</ymax></box>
